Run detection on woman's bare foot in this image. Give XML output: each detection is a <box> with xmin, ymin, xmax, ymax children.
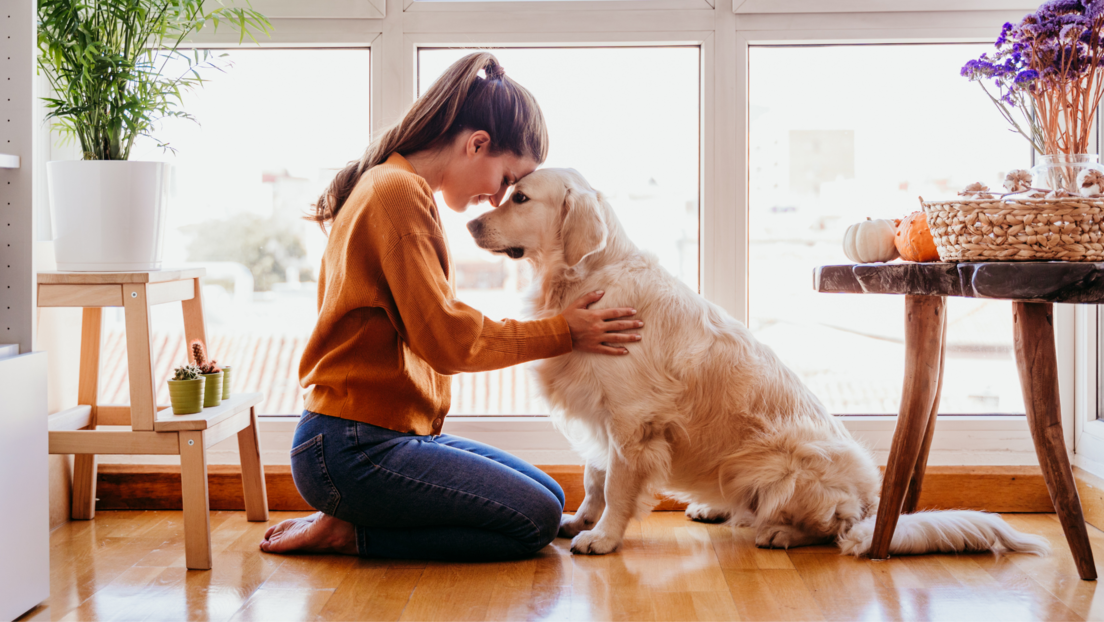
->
<box><xmin>259</xmin><ymin>511</ymin><xmax>358</xmax><ymax>555</ymax></box>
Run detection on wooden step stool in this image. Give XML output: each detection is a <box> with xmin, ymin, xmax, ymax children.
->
<box><xmin>39</xmin><ymin>269</ymin><xmax>269</xmax><ymax>570</ymax></box>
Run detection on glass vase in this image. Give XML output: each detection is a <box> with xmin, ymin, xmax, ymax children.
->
<box><xmin>1030</xmin><ymin>154</ymin><xmax>1104</xmax><ymax>194</ymax></box>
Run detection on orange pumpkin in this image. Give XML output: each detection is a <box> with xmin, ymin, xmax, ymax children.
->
<box><xmin>894</xmin><ymin>211</ymin><xmax>940</xmax><ymax>262</ymax></box>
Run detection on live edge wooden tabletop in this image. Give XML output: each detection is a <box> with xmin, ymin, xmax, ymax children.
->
<box><xmin>815</xmin><ymin>260</ymin><xmax>1099</xmax><ymax>581</ymax></box>
<box><xmin>815</xmin><ymin>261</ymin><xmax>1104</xmax><ymax>302</ymax></box>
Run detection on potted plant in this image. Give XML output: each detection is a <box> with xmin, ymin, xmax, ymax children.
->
<box><xmin>961</xmin><ymin>0</ymin><xmax>1104</xmax><ymax>193</ymax></box>
<box><xmin>37</xmin><ymin>0</ymin><xmax>270</xmax><ymax>271</ymax></box>
<box><xmin>168</xmin><ymin>364</ymin><xmax>205</xmax><ymax>415</ymax></box>
<box><xmin>191</xmin><ymin>340</ymin><xmax>223</xmax><ymax>408</ymax></box>
<box><xmin>221</xmin><ymin>364</ymin><xmax>233</xmax><ymax>399</ymax></box>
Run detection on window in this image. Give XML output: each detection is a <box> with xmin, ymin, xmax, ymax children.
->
<box><xmin>418</xmin><ymin>46</ymin><xmax>700</xmax><ymax>414</ymax></box>
<box><xmin>33</xmin><ymin>5</ymin><xmax>1069</xmax><ymax>467</ymax></box>
<box><xmin>748</xmin><ymin>43</ymin><xmax>1028</xmax><ymax>415</ymax></box>
<box><xmin>98</xmin><ymin>48</ymin><xmax>371</xmax><ymax>415</ymax></box>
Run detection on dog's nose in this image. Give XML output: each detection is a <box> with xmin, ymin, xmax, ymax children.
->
<box><xmin>467</xmin><ymin>219</ymin><xmax>483</xmax><ymax>236</ymax></box>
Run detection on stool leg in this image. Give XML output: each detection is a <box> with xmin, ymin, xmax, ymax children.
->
<box><xmin>869</xmin><ymin>295</ymin><xmax>946</xmax><ymax>560</ymax></box>
<box><xmin>182</xmin><ymin>277</ymin><xmax>208</xmax><ymax>363</ymax></box>
<box><xmin>72</xmin><ymin>308</ymin><xmax>103</xmax><ymax>520</ymax></box>
<box><xmin>1014</xmin><ymin>302</ymin><xmax>1097</xmax><ymax>581</ymax></box>
<box><xmin>903</xmin><ymin>311</ymin><xmax>947</xmax><ymax>514</ymax></box>
<box><xmin>123</xmin><ymin>284</ymin><xmax>157</xmax><ymax>431</ymax></box>
<box><xmin>237</xmin><ymin>407</ymin><xmax>269</xmax><ymax>522</ymax></box>
<box><xmin>180</xmin><ymin>430</ymin><xmax>212</xmax><ymax>570</ymax></box>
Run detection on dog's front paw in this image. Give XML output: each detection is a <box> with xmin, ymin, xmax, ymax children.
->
<box><xmin>685</xmin><ymin>503</ymin><xmax>730</xmax><ymax>524</ymax></box>
<box><xmin>559</xmin><ymin>513</ymin><xmax>593</xmax><ymax>538</ymax></box>
<box><xmin>571</xmin><ymin>529</ymin><xmax>621</xmax><ymax>555</ymax></box>
<box><xmin>756</xmin><ymin>524</ymin><xmax>798</xmax><ymax>549</ymax></box>
<box><xmin>755</xmin><ymin>524</ymin><xmax>828</xmax><ymax>549</ymax></box>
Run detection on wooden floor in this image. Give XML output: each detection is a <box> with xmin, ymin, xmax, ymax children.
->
<box><xmin>19</xmin><ymin>511</ymin><xmax>1104</xmax><ymax>621</ymax></box>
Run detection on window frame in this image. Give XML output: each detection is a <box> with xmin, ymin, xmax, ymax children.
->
<box><xmin>69</xmin><ymin>1</ymin><xmax>1085</xmax><ymax>469</ymax></box>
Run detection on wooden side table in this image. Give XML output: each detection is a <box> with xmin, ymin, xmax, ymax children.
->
<box><xmin>39</xmin><ymin>269</ymin><xmax>269</xmax><ymax>570</ymax></box>
<box><xmin>816</xmin><ymin>261</ymin><xmax>1099</xmax><ymax>581</ymax></box>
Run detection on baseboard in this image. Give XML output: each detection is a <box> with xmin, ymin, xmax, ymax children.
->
<box><xmin>92</xmin><ymin>464</ymin><xmax>1055</xmax><ymax>514</ymax></box>
<box><xmin>1074</xmin><ymin>467</ymin><xmax>1104</xmax><ymax>531</ymax></box>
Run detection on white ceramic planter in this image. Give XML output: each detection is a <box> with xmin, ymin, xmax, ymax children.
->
<box><xmin>46</xmin><ymin>160</ymin><xmax>169</xmax><ymax>271</ymax></box>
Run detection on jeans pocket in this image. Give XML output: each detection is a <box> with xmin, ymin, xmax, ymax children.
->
<box><xmin>290</xmin><ymin>433</ymin><xmax>342</xmax><ymax>516</ymax></box>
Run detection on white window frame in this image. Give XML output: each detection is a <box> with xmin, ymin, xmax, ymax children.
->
<box><xmin>87</xmin><ymin>0</ymin><xmax>1087</xmax><ymax>469</ymax></box>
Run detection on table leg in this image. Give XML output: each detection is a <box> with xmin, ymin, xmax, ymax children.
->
<box><xmin>903</xmin><ymin>311</ymin><xmax>947</xmax><ymax>514</ymax></box>
<box><xmin>869</xmin><ymin>295</ymin><xmax>946</xmax><ymax>560</ymax></box>
<box><xmin>1013</xmin><ymin>302</ymin><xmax>1097</xmax><ymax>581</ymax></box>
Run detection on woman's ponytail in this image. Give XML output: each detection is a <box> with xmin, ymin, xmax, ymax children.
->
<box><xmin>308</xmin><ymin>52</ymin><xmax>548</xmax><ymax>232</ymax></box>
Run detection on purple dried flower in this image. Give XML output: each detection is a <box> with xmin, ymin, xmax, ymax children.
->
<box><xmin>963</xmin><ymin>0</ymin><xmax>1104</xmax><ymax>155</ymax></box>
<box><xmin>1015</xmin><ymin>68</ymin><xmax>1040</xmax><ymax>84</ymax></box>
<box><xmin>1087</xmin><ymin>0</ymin><xmax>1104</xmax><ymax>20</ymax></box>
<box><xmin>1039</xmin><ymin>0</ymin><xmax>1084</xmax><ymax>15</ymax></box>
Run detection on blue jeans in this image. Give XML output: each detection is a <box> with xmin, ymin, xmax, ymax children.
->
<box><xmin>289</xmin><ymin>411</ymin><xmax>566</xmax><ymax>562</ymax></box>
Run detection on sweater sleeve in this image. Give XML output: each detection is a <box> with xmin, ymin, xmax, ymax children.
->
<box><xmin>379</xmin><ymin>232</ymin><xmax>573</xmax><ymax>375</ymax></box>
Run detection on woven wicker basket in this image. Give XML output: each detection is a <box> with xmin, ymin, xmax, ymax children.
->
<box><xmin>921</xmin><ymin>196</ymin><xmax>1104</xmax><ymax>262</ymax></box>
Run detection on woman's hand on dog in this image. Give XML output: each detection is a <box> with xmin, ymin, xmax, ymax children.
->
<box><xmin>563</xmin><ymin>290</ymin><xmax>643</xmax><ymax>355</ymax></box>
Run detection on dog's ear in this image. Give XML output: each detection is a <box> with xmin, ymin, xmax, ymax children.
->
<box><xmin>561</xmin><ymin>185</ymin><xmax>608</xmax><ymax>267</ymax></box>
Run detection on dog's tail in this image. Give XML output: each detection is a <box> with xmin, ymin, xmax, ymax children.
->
<box><xmin>837</xmin><ymin>509</ymin><xmax>1050</xmax><ymax>557</ymax></box>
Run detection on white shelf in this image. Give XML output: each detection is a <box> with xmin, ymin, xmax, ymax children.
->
<box><xmin>0</xmin><ymin>153</ymin><xmax>20</xmax><ymax>169</ymax></box>
<box><xmin>0</xmin><ymin>352</ymin><xmax>48</xmax><ymax>622</ymax></box>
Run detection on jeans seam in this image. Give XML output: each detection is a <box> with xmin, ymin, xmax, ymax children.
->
<box><xmin>357</xmin><ymin>448</ymin><xmax>548</xmax><ymax>548</ymax></box>
<box><xmin>316</xmin><ymin>439</ymin><xmax>342</xmax><ymax>515</ymax></box>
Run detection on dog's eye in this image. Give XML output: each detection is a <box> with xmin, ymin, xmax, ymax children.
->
<box><xmin>512</xmin><ymin>192</ymin><xmax>529</xmax><ymax>204</ymax></box>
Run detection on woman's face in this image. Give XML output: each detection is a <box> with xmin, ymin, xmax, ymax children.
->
<box><xmin>440</xmin><ymin>131</ymin><xmax>540</xmax><ymax>213</ymax></box>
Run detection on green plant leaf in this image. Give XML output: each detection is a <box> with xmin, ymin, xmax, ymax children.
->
<box><xmin>37</xmin><ymin>0</ymin><xmax>273</xmax><ymax>160</ymax></box>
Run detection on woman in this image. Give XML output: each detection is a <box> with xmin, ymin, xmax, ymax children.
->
<box><xmin>259</xmin><ymin>52</ymin><xmax>642</xmax><ymax>561</ymax></box>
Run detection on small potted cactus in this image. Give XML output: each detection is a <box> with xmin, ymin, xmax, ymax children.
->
<box><xmin>168</xmin><ymin>364</ymin><xmax>205</xmax><ymax>415</ymax></box>
<box><xmin>191</xmin><ymin>340</ymin><xmax>223</xmax><ymax>408</ymax></box>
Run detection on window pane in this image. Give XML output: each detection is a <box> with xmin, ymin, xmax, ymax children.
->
<box><xmin>749</xmin><ymin>44</ymin><xmax>1026</xmax><ymax>415</ymax></box>
<box><xmin>419</xmin><ymin>47</ymin><xmax>700</xmax><ymax>415</ymax></box>
<box><xmin>100</xmin><ymin>49</ymin><xmax>371</xmax><ymax>415</ymax></box>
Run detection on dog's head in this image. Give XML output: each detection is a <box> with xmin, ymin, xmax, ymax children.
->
<box><xmin>466</xmin><ymin>168</ymin><xmax>608</xmax><ymax>267</ymax></box>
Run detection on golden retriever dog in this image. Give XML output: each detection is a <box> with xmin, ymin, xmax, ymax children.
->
<box><xmin>465</xmin><ymin>168</ymin><xmax>1048</xmax><ymax>558</ymax></box>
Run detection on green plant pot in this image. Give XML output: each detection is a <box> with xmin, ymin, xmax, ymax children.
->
<box><xmin>201</xmin><ymin>372</ymin><xmax>223</xmax><ymax>408</ymax></box>
<box><xmin>221</xmin><ymin>365</ymin><xmax>232</xmax><ymax>399</ymax></box>
<box><xmin>168</xmin><ymin>378</ymin><xmax>205</xmax><ymax>415</ymax></box>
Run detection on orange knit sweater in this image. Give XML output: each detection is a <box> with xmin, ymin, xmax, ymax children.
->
<box><xmin>299</xmin><ymin>153</ymin><xmax>572</xmax><ymax>435</ymax></box>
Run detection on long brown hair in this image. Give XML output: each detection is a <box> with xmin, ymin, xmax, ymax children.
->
<box><xmin>308</xmin><ymin>52</ymin><xmax>549</xmax><ymax>231</ymax></box>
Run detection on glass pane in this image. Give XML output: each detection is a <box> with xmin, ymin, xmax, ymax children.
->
<box><xmin>99</xmin><ymin>49</ymin><xmax>371</xmax><ymax>415</ymax></box>
<box><xmin>749</xmin><ymin>44</ymin><xmax>1026</xmax><ymax>415</ymax></box>
<box><xmin>419</xmin><ymin>47</ymin><xmax>700</xmax><ymax>415</ymax></box>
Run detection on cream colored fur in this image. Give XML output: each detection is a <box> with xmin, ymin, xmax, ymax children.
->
<box><xmin>466</xmin><ymin>168</ymin><xmax>1049</xmax><ymax>558</ymax></box>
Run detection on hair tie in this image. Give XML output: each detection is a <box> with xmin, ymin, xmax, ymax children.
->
<box><xmin>485</xmin><ymin>64</ymin><xmax>506</xmax><ymax>80</ymax></box>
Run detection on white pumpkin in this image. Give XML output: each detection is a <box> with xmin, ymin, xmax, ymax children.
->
<box><xmin>842</xmin><ymin>218</ymin><xmax>899</xmax><ymax>263</ymax></box>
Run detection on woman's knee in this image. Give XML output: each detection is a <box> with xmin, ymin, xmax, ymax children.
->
<box><xmin>547</xmin><ymin>478</ymin><xmax>566</xmax><ymax>510</ymax></box>
<box><xmin>522</xmin><ymin>487</ymin><xmax>565</xmax><ymax>553</ymax></box>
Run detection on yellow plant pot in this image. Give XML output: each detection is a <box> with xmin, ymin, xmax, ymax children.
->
<box><xmin>201</xmin><ymin>372</ymin><xmax>223</xmax><ymax>408</ymax></box>
<box><xmin>168</xmin><ymin>378</ymin><xmax>205</xmax><ymax>415</ymax></box>
<box><xmin>221</xmin><ymin>365</ymin><xmax>232</xmax><ymax>399</ymax></box>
